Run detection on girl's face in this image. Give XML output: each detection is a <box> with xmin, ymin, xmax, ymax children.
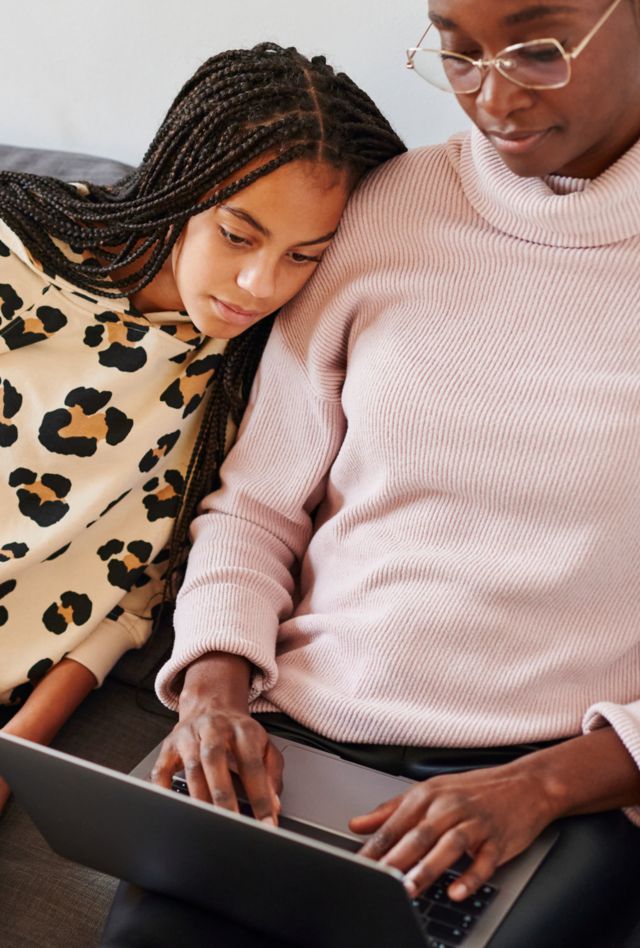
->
<box><xmin>428</xmin><ymin>0</ymin><xmax>640</xmax><ymax>177</ymax></box>
<box><xmin>148</xmin><ymin>159</ymin><xmax>350</xmax><ymax>339</ymax></box>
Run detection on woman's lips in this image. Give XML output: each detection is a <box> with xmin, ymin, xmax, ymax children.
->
<box><xmin>486</xmin><ymin>128</ymin><xmax>551</xmax><ymax>156</ymax></box>
<box><xmin>212</xmin><ymin>297</ymin><xmax>265</xmax><ymax>326</ymax></box>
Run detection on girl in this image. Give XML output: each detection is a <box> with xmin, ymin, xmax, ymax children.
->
<box><xmin>0</xmin><ymin>42</ymin><xmax>405</xmax><ymax>813</ymax></box>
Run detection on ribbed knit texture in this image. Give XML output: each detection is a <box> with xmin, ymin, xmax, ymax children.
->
<box><xmin>157</xmin><ymin>128</ymin><xmax>640</xmax><ymax>805</ymax></box>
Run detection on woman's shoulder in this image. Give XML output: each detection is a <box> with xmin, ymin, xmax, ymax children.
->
<box><xmin>338</xmin><ymin>131</ymin><xmax>470</xmax><ymax>242</ymax></box>
<box><xmin>353</xmin><ymin>132</ymin><xmax>469</xmax><ymax>205</ymax></box>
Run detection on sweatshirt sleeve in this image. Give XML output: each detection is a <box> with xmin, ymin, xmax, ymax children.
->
<box><xmin>66</xmin><ymin>571</ymin><xmax>163</xmax><ymax>686</ymax></box>
<box><xmin>583</xmin><ymin>699</ymin><xmax>640</xmax><ymax>827</ymax></box>
<box><xmin>155</xmin><ymin>247</ymin><xmax>356</xmax><ymax>710</ymax></box>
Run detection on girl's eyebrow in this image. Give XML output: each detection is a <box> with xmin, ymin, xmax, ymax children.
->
<box><xmin>429</xmin><ymin>4</ymin><xmax>576</xmax><ymax>30</ymax></box>
<box><xmin>220</xmin><ymin>205</ymin><xmax>336</xmax><ymax>246</ymax></box>
<box><xmin>220</xmin><ymin>205</ymin><xmax>270</xmax><ymax>237</ymax></box>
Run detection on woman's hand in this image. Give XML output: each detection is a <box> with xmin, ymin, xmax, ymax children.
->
<box><xmin>151</xmin><ymin>652</ymin><xmax>282</xmax><ymax>824</ymax></box>
<box><xmin>350</xmin><ymin>759</ymin><xmax>554</xmax><ymax>902</ymax></box>
<box><xmin>350</xmin><ymin>727</ymin><xmax>640</xmax><ymax>902</ymax></box>
<box><xmin>152</xmin><ymin>707</ymin><xmax>283</xmax><ymax>823</ymax></box>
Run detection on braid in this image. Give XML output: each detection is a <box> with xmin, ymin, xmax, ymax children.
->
<box><xmin>0</xmin><ymin>41</ymin><xmax>406</xmax><ymax>615</ymax></box>
<box><xmin>162</xmin><ymin>314</ymin><xmax>276</xmax><ymax>604</ymax></box>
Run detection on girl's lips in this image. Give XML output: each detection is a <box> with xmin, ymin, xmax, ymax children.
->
<box><xmin>486</xmin><ymin>128</ymin><xmax>551</xmax><ymax>155</ymax></box>
<box><xmin>213</xmin><ymin>298</ymin><xmax>265</xmax><ymax>325</ymax></box>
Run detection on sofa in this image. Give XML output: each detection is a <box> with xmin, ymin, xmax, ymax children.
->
<box><xmin>0</xmin><ymin>143</ymin><xmax>177</xmax><ymax>948</ymax></box>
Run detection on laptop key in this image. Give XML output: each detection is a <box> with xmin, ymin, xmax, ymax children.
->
<box><xmin>455</xmin><ymin>895</ymin><xmax>491</xmax><ymax>916</ymax></box>
<box><xmin>422</xmin><ymin>884</ymin><xmax>447</xmax><ymax>904</ymax></box>
<box><xmin>440</xmin><ymin>871</ymin><xmax>461</xmax><ymax>887</ymax></box>
<box><xmin>428</xmin><ymin>922</ymin><xmax>465</xmax><ymax>945</ymax></box>
<box><xmin>479</xmin><ymin>884</ymin><xmax>497</xmax><ymax>902</ymax></box>
<box><xmin>429</xmin><ymin>905</ymin><xmax>477</xmax><ymax>932</ymax></box>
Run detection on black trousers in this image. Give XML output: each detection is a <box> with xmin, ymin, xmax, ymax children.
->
<box><xmin>101</xmin><ymin>714</ymin><xmax>640</xmax><ymax>948</ymax></box>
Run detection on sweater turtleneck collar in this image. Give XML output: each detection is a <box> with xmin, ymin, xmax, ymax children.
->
<box><xmin>453</xmin><ymin>126</ymin><xmax>640</xmax><ymax>248</ymax></box>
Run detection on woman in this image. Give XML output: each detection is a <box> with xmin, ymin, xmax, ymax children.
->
<box><xmin>103</xmin><ymin>2</ymin><xmax>640</xmax><ymax>946</ymax></box>
<box><xmin>0</xmin><ymin>42</ymin><xmax>406</xmax><ymax>814</ymax></box>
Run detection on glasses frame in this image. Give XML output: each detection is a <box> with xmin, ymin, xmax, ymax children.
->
<box><xmin>406</xmin><ymin>0</ymin><xmax>625</xmax><ymax>93</ymax></box>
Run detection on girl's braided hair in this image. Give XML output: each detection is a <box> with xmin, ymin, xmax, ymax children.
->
<box><xmin>0</xmin><ymin>42</ymin><xmax>406</xmax><ymax>606</ymax></box>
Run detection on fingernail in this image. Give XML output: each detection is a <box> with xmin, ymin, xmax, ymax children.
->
<box><xmin>404</xmin><ymin>878</ymin><xmax>417</xmax><ymax>897</ymax></box>
<box><xmin>450</xmin><ymin>882</ymin><xmax>467</xmax><ymax>900</ymax></box>
<box><xmin>261</xmin><ymin>816</ymin><xmax>276</xmax><ymax>827</ymax></box>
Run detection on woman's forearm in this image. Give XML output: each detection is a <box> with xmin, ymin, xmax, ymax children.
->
<box><xmin>2</xmin><ymin>658</ymin><xmax>97</xmax><ymax>745</ymax></box>
<box><xmin>519</xmin><ymin>725</ymin><xmax>640</xmax><ymax>819</ymax></box>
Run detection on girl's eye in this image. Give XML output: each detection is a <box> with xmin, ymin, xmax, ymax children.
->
<box><xmin>289</xmin><ymin>251</ymin><xmax>322</xmax><ymax>265</ymax></box>
<box><xmin>219</xmin><ymin>226</ymin><xmax>249</xmax><ymax>247</ymax></box>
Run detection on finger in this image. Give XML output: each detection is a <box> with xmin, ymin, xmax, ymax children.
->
<box><xmin>150</xmin><ymin>737</ymin><xmax>183</xmax><ymax>789</ymax></box>
<box><xmin>349</xmin><ymin>795</ymin><xmax>403</xmax><ymax>834</ymax></box>
<box><xmin>379</xmin><ymin>818</ymin><xmax>439</xmax><ymax>873</ymax></box>
<box><xmin>357</xmin><ymin>794</ymin><xmax>425</xmax><ymax>860</ymax></box>
<box><xmin>234</xmin><ymin>723</ymin><xmax>279</xmax><ymax>824</ymax></box>
<box><xmin>403</xmin><ymin>823</ymin><xmax>482</xmax><ymax>898</ymax></box>
<box><xmin>198</xmin><ymin>728</ymin><xmax>240</xmax><ymax>813</ymax></box>
<box><xmin>174</xmin><ymin>728</ymin><xmax>213</xmax><ymax>803</ymax></box>
<box><xmin>264</xmin><ymin>742</ymin><xmax>284</xmax><ymax>813</ymax></box>
<box><xmin>447</xmin><ymin>840</ymin><xmax>501</xmax><ymax>901</ymax></box>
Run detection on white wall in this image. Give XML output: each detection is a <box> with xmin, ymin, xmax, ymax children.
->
<box><xmin>1</xmin><ymin>0</ymin><xmax>468</xmax><ymax>164</ymax></box>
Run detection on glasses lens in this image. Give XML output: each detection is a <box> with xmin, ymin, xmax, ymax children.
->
<box><xmin>410</xmin><ymin>49</ymin><xmax>482</xmax><ymax>93</ymax></box>
<box><xmin>499</xmin><ymin>41</ymin><xmax>569</xmax><ymax>88</ymax></box>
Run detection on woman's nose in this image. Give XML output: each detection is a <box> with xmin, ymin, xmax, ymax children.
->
<box><xmin>236</xmin><ymin>258</ymin><xmax>277</xmax><ymax>300</ymax></box>
<box><xmin>474</xmin><ymin>66</ymin><xmax>535</xmax><ymax>121</ymax></box>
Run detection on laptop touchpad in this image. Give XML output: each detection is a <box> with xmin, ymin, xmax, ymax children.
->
<box><xmin>277</xmin><ymin>742</ymin><xmax>413</xmax><ymax>841</ymax></box>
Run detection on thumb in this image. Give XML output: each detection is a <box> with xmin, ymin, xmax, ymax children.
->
<box><xmin>349</xmin><ymin>795</ymin><xmax>401</xmax><ymax>833</ymax></box>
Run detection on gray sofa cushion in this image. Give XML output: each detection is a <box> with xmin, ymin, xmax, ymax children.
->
<box><xmin>0</xmin><ymin>143</ymin><xmax>133</xmax><ymax>184</ymax></box>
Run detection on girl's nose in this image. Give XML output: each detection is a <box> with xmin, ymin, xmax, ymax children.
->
<box><xmin>236</xmin><ymin>258</ymin><xmax>277</xmax><ymax>300</ymax></box>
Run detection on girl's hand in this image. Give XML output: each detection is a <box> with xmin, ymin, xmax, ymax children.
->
<box><xmin>0</xmin><ymin>775</ymin><xmax>11</xmax><ymax>818</ymax></box>
<box><xmin>350</xmin><ymin>760</ymin><xmax>556</xmax><ymax>902</ymax></box>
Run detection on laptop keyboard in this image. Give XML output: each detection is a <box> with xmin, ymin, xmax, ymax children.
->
<box><xmin>412</xmin><ymin>870</ymin><xmax>498</xmax><ymax>947</ymax></box>
<box><xmin>172</xmin><ymin>775</ymin><xmax>498</xmax><ymax>946</ymax></box>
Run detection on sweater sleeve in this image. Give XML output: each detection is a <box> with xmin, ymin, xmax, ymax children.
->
<box><xmin>155</xmin><ymin>252</ymin><xmax>355</xmax><ymax>710</ymax></box>
<box><xmin>583</xmin><ymin>700</ymin><xmax>640</xmax><ymax>826</ymax></box>
<box><xmin>66</xmin><ymin>572</ymin><xmax>162</xmax><ymax>686</ymax></box>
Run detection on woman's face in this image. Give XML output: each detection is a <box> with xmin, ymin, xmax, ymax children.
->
<box><xmin>428</xmin><ymin>0</ymin><xmax>640</xmax><ymax>177</ymax></box>
<box><xmin>159</xmin><ymin>159</ymin><xmax>350</xmax><ymax>339</ymax></box>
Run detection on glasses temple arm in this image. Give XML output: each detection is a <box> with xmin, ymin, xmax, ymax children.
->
<box><xmin>406</xmin><ymin>21</ymin><xmax>434</xmax><ymax>65</ymax></box>
<box><xmin>568</xmin><ymin>0</ymin><xmax>625</xmax><ymax>59</ymax></box>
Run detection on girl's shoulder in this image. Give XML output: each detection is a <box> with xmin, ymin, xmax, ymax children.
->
<box><xmin>0</xmin><ymin>217</ymin><xmax>33</xmax><ymax>267</ymax></box>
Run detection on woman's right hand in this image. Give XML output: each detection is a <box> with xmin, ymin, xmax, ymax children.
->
<box><xmin>151</xmin><ymin>652</ymin><xmax>283</xmax><ymax>825</ymax></box>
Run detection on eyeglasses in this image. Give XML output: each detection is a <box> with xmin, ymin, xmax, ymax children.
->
<box><xmin>406</xmin><ymin>0</ymin><xmax>625</xmax><ymax>93</ymax></box>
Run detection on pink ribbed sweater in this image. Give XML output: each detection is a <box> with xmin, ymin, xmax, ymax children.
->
<box><xmin>157</xmin><ymin>129</ymin><xmax>640</xmax><ymax>783</ymax></box>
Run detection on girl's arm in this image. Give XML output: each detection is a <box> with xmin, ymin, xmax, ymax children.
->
<box><xmin>0</xmin><ymin>658</ymin><xmax>97</xmax><ymax>815</ymax></box>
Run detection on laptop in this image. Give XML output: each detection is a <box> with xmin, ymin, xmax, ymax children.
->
<box><xmin>0</xmin><ymin>732</ymin><xmax>557</xmax><ymax>948</ymax></box>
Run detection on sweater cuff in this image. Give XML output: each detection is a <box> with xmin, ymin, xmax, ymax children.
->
<box><xmin>66</xmin><ymin>612</ymin><xmax>152</xmax><ymax>688</ymax></box>
<box><xmin>583</xmin><ymin>699</ymin><xmax>640</xmax><ymax>827</ymax></box>
<box><xmin>155</xmin><ymin>583</ymin><xmax>280</xmax><ymax>711</ymax></box>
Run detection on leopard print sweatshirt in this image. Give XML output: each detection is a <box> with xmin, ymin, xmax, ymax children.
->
<box><xmin>0</xmin><ymin>218</ymin><xmax>227</xmax><ymax>706</ymax></box>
